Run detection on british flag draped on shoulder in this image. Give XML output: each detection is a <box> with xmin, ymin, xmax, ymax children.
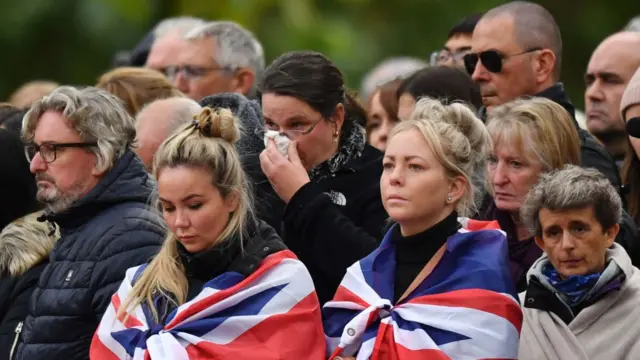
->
<box><xmin>90</xmin><ymin>250</ymin><xmax>326</xmax><ymax>360</ymax></box>
<box><xmin>322</xmin><ymin>218</ymin><xmax>523</xmax><ymax>360</ymax></box>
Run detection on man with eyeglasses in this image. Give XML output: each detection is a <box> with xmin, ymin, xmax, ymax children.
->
<box><xmin>13</xmin><ymin>86</ymin><xmax>164</xmax><ymax>360</ymax></box>
<box><xmin>147</xmin><ymin>20</ymin><xmax>264</xmax><ymax>101</ymax></box>
<box><xmin>466</xmin><ymin>1</ymin><xmax>622</xmax><ymax>194</ymax></box>
<box><xmin>430</xmin><ymin>13</ymin><xmax>483</xmax><ymax>69</ymax></box>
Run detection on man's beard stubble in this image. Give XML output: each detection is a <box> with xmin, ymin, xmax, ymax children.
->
<box><xmin>35</xmin><ymin>174</ymin><xmax>85</xmax><ymax>214</ymax></box>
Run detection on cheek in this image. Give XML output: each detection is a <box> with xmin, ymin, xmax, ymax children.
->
<box><xmin>513</xmin><ymin>172</ymin><xmax>539</xmax><ymax>196</ymax></box>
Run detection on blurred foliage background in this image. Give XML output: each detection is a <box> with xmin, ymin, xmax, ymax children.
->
<box><xmin>0</xmin><ymin>0</ymin><xmax>638</xmax><ymax>109</ymax></box>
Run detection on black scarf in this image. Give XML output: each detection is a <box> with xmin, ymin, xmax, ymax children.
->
<box><xmin>308</xmin><ymin>124</ymin><xmax>366</xmax><ymax>182</ymax></box>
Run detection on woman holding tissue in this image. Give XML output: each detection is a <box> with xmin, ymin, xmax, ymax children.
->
<box><xmin>258</xmin><ymin>51</ymin><xmax>388</xmax><ymax>304</ymax></box>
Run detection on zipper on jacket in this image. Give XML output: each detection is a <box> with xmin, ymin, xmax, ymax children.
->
<box><xmin>10</xmin><ymin>321</ymin><xmax>23</xmax><ymax>360</ymax></box>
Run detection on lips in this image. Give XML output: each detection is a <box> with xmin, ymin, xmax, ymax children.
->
<box><xmin>560</xmin><ymin>259</ymin><xmax>584</xmax><ymax>266</ymax></box>
<box><xmin>587</xmin><ymin>109</ymin><xmax>606</xmax><ymax>119</ymax></box>
<box><xmin>386</xmin><ymin>195</ymin><xmax>407</xmax><ymax>202</ymax></box>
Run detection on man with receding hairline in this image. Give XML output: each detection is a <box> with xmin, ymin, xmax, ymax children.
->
<box><xmin>585</xmin><ymin>32</ymin><xmax>640</xmax><ymax>164</ymax></box>
<box><xmin>468</xmin><ymin>0</ymin><xmax>621</xmax><ymax>192</ymax></box>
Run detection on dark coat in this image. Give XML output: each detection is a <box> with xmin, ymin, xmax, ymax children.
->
<box><xmin>275</xmin><ymin>145</ymin><xmax>387</xmax><ymax>304</ymax></box>
<box><xmin>15</xmin><ymin>151</ymin><xmax>165</xmax><ymax>360</ymax></box>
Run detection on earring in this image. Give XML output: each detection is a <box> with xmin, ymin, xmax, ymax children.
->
<box><xmin>447</xmin><ymin>195</ymin><xmax>453</xmax><ymax>203</ymax></box>
<box><xmin>333</xmin><ymin>131</ymin><xmax>339</xmax><ymax>143</ymax></box>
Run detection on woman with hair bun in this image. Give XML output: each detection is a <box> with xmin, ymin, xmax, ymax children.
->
<box><xmin>90</xmin><ymin>107</ymin><xmax>325</xmax><ymax>359</ymax></box>
<box><xmin>323</xmin><ymin>98</ymin><xmax>521</xmax><ymax>359</ymax></box>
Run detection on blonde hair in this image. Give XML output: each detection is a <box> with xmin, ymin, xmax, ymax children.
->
<box><xmin>9</xmin><ymin>80</ymin><xmax>59</xmax><ymax>109</ymax></box>
<box><xmin>389</xmin><ymin>98</ymin><xmax>492</xmax><ymax>216</ymax></box>
<box><xmin>0</xmin><ymin>212</ymin><xmax>59</xmax><ymax>276</ymax></box>
<box><xmin>486</xmin><ymin>97</ymin><xmax>581</xmax><ymax>172</ymax></box>
<box><xmin>96</xmin><ymin>67</ymin><xmax>184</xmax><ymax>116</ymax></box>
<box><xmin>118</xmin><ymin>107</ymin><xmax>254</xmax><ymax>322</ymax></box>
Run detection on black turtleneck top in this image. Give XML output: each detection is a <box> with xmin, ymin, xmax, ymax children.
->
<box><xmin>177</xmin><ymin>240</ymin><xmax>242</xmax><ymax>302</ymax></box>
<box><xmin>392</xmin><ymin>211</ymin><xmax>460</xmax><ymax>302</ymax></box>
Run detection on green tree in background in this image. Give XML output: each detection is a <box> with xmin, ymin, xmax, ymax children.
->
<box><xmin>0</xmin><ymin>0</ymin><xmax>638</xmax><ymax>109</ymax></box>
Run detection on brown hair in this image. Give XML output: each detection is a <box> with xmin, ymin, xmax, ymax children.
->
<box><xmin>622</xmin><ymin>141</ymin><xmax>640</xmax><ymax>225</ymax></box>
<box><xmin>96</xmin><ymin>67</ymin><xmax>184</xmax><ymax>116</ymax></box>
<box><xmin>368</xmin><ymin>79</ymin><xmax>402</xmax><ymax>121</ymax></box>
<box><xmin>9</xmin><ymin>81</ymin><xmax>59</xmax><ymax>109</ymax></box>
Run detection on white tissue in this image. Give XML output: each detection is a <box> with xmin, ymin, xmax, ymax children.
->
<box><xmin>263</xmin><ymin>130</ymin><xmax>292</xmax><ymax>158</ymax></box>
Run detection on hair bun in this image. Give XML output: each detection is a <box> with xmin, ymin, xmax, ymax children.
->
<box><xmin>196</xmin><ymin>107</ymin><xmax>240</xmax><ymax>144</ymax></box>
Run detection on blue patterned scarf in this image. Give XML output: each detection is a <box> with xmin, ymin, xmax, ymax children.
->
<box><xmin>542</xmin><ymin>263</ymin><xmax>602</xmax><ymax>307</ymax></box>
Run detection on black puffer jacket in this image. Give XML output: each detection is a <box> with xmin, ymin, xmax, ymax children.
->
<box><xmin>15</xmin><ymin>151</ymin><xmax>165</xmax><ymax>360</ymax></box>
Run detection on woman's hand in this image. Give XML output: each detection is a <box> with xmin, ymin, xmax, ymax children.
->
<box><xmin>260</xmin><ymin>138</ymin><xmax>310</xmax><ymax>203</ymax></box>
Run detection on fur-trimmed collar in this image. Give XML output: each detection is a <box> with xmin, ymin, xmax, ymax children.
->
<box><xmin>0</xmin><ymin>213</ymin><xmax>58</xmax><ymax>277</ymax></box>
<box><xmin>308</xmin><ymin>123</ymin><xmax>366</xmax><ymax>182</ymax></box>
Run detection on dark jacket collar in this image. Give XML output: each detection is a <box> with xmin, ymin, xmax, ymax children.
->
<box><xmin>40</xmin><ymin>151</ymin><xmax>155</xmax><ymax>229</ymax></box>
<box><xmin>178</xmin><ymin>220</ymin><xmax>287</xmax><ymax>281</ymax></box>
<box><xmin>478</xmin><ymin>82</ymin><xmax>578</xmax><ymax>129</ymax></box>
<box><xmin>392</xmin><ymin>211</ymin><xmax>459</xmax><ymax>263</ymax></box>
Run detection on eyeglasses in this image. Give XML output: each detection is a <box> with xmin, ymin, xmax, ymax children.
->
<box><xmin>463</xmin><ymin>48</ymin><xmax>542</xmax><ymax>75</ymax></box>
<box><xmin>25</xmin><ymin>142</ymin><xmax>98</xmax><ymax>164</ymax></box>
<box><xmin>163</xmin><ymin>65</ymin><xmax>231</xmax><ymax>81</ymax></box>
<box><xmin>257</xmin><ymin>117</ymin><xmax>324</xmax><ymax>140</ymax></box>
<box><xmin>430</xmin><ymin>49</ymin><xmax>471</xmax><ymax>66</ymax></box>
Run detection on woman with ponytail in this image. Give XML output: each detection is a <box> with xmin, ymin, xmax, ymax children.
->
<box><xmin>258</xmin><ymin>51</ymin><xmax>388</xmax><ymax>304</ymax></box>
<box><xmin>90</xmin><ymin>107</ymin><xmax>325</xmax><ymax>360</ymax></box>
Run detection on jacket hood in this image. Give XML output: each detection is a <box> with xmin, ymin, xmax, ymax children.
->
<box><xmin>199</xmin><ymin>92</ymin><xmax>267</xmax><ymax>183</ymax></box>
<box><xmin>0</xmin><ymin>212</ymin><xmax>58</xmax><ymax>277</ymax></box>
<box><xmin>43</xmin><ymin>151</ymin><xmax>156</xmax><ymax>228</ymax></box>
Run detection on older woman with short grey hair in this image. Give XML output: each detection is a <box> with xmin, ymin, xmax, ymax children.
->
<box><xmin>518</xmin><ymin>165</ymin><xmax>640</xmax><ymax>360</ymax></box>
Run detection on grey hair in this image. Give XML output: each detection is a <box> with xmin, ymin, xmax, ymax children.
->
<box><xmin>393</xmin><ymin>97</ymin><xmax>491</xmax><ymax>217</ymax></box>
<box><xmin>624</xmin><ymin>15</ymin><xmax>640</xmax><ymax>32</ymax></box>
<box><xmin>136</xmin><ymin>97</ymin><xmax>202</xmax><ymax>135</ymax></box>
<box><xmin>521</xmin><ymin>165</ymin><xmax>623</xmax><ymax>237</ymax></box>
<box><xmin>22</xmin><ymin>86</ymin><xmax>136</xmax><ymax>172</ymax></box>
<box><xmin>359</xmin><ymin>57</ymin><xmax>429</xmax><ymax>102</ymax></box>
<box><xmin>153</xmin><ymin>16</ymin><xmax>206</xmax><ymax>39</ymax></box>
<box><xmin>185</xmin><ymin>21</ymin><xmax>265</xmax><ymax>97</ymax></box>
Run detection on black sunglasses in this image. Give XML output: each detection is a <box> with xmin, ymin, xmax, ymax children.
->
<box><xmin>463</xmin><ymin>48</ymin><xmax>542</xmax><ymax>75</ymax></box>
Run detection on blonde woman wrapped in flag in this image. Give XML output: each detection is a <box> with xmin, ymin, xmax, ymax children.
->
<box><xmin>90</xmin><ymin>107</ymin><xmax>326</xmax><ymax>360</ymax></box>
<box><xmin>323</xmin><ymin>99</ymin><xmax>522</xmax><ymax>359</ymax></box>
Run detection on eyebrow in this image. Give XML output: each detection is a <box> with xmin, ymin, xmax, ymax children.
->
<box><xmin>585</xmin><ymin>71</ymin><xmax>624</xmax><ymax>81</ymax></box>
<box><xmin>384</xmin><ymin>155</ymin><xmax>427</xmax><ymax>161</ymax></box>
<box><xmin>158</xmin><ymin>194</ymin><xmax>203</xmax><ymax>203</ymax></box>
<box><xmin>263</xmin><ymin>115</ymin><xmax>308</xmax><ymax>123</ymax></box>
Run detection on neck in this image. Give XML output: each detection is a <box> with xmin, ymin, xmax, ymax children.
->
<box><xmin>595</xmin><ymin>131</ymin><xmax>628</xmax><ymax>159</ymax></box>
<box><xmin>510</xmin><ymin>212</ymin><xmax>531</xmax><ymax>241</ymax></box>
<box><xmin>399</xmin><ymin>209</ymin><xmax>455</xmax><ymax>237</ymax></box>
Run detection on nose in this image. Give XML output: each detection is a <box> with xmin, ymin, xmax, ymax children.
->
<box><xmin>491</xmin><ymin>161</ymin><xmax>509</xmax><ymax>187</ymax></box>
<box><xmin>560</xmin><ymin>231</ymin><xmax>577</xmax><ymax>251</ymax></box>
<box><xmin>174</xmin><ymin>209</ymin><xmax>190</xmax><ymax>228</ymax></box>
<box><xmin>173</xmin><ymin>71</ymin><xmax>190</xmax><ymax>95</ymax></box>
<box><xmin>29</xmin><ymin>152</ymin><xmax>47</xmax><ymax>174</ymax></box>
<box><xmin>388</xmin><ymin>165</ymin><xmax>405</xmax><ymax>187</ymax></box>
<box><xmin>471</xmin><ymin>58</ymin><xmax>490</xmax><ymax>84</ymax></box>
<box><xmin>585</xmin><ymin>79</ymin><xmax>604</xmax><ymax>103</ymax></box>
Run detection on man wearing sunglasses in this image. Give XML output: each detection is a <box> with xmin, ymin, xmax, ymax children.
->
<box><xmin>467</xmin><ymin>1</ymin><xmax>621</xmax><ymax>193</ymax></box>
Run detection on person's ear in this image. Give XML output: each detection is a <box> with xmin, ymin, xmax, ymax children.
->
<box><xmin>91</xmin><ymin>157</ymin><xmax>107</xmax><ymax>177</ymax></box>
<box><xmin>534</xmin><ymin>235</ymin><xmax>545</xmax><ymax>250</ymax></box>
<box><xmin>331</xmin><ymin>103</ymin><xmax>345</xmax><ymax>135</ymax></box>
<box><xmin>447</xmin><ymin>175</ymin><xmax>467</xmax><ymax>205</ymax></box>
<box><xmin>224</xmin><ymin>191</ymin><xmax>241</xmax><ymax>214</ymax></box>
<box><xmin>604</xmin><ymin>223</ymin><xmax>620</xmax><ymax>248</ymax></box>
<box><xmin>534</xmin><ymin>49</ymin><xmax>556</xmax><ymax>84</ymax></box>
<box><xmin>232</xmin><ymin>68</ymin><xmax>256</xmax><ymax>96</ymax></box>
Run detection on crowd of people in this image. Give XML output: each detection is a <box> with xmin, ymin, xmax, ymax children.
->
<box><xmin>1</xmin><ymin>1</ymin><xmax>640</xmax><ymax>359</ymax></box>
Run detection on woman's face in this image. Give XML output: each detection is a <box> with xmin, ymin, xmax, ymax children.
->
<box><xmin>262</xmin><ymin>93</ymin><xmax>342</xmax><ymax>170</ymax></box>
<box><xmin>487</xmin><ymin>141</ymin><xmax>544</xmax><ymax>214</ymax></box>
<box><xmin>381</xmin><ymin>129</ymin><xmax>463</xmax><ymax>236</ymax></box>
<box><xmin>367</xmin><ymin>91</ymin><xmax>399</xmax><ymax>151</ymax></box>
<box><xmin>626</xmin><ymin>104</ymin><xmax>640</xmax><ymax>159</ymax></box>
<box><xmin>157</xmin><ymin>165</ymin><xmax>238</xmax><ymax>253</ymax></box>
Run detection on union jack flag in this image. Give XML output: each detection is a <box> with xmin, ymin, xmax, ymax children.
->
<box><xmin>323</xmin><ymin>218</ymin><xmax>523</xmax><ymax>360</ymax></box>
<box><xmin>90</xmin><ymin>250</ymin><xmax>326</xmax><ymax>360</ymax></box>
